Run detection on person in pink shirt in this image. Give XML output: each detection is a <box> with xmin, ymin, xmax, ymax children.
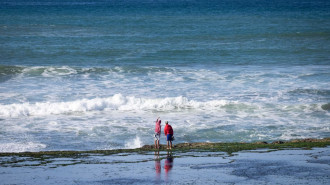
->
<box><xmin>154</xmin><ymin>117</ymin><xmax>161</xmax><ymax>149</ymax></box>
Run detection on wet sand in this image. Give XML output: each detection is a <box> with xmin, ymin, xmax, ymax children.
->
<box><xmin>0</xmin><ymin>140</ymin><xmax>329</xmax><ymax>184</ymax></box>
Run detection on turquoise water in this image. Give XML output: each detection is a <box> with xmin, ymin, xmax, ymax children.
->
<box><xmin>0</xmin><ymin>0</ymin><xmax>329</xmax><ymax>152</ymax></box>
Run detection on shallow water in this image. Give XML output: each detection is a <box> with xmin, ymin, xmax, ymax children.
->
<box><xmin>0</xmin><ymin>148</ymin><xmax>329</xmax><ymax>184</ymax></box>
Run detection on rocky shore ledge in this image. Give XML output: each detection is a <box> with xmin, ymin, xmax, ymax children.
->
<box><xmin>1</xmin><ymin>138</ymin><xmax>330</xmax><ymax>185</ymax></box>
<box><xmin>141</xmin><ymin>138</ymin><xmax>330</xmax><ymax>153</ymax></box>
<box><xmin>0</xmin><ymin>138</ymin><xmax>329</xmax><ymax>158</ymax></box>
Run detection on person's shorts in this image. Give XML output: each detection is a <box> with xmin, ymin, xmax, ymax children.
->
<box><xmin>166</xmin><ymin>134</ymin><xmax>173</xmax><ymax>141</ymax></box>
<box><xmin>154</xmin><ymin>133</ymin><xmax>160</xmax><ymax>141</ymax></box>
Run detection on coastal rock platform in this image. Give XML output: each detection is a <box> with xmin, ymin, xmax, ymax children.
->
<box><xmin>0</xmin><ymin>138</ymin><xmax>329</xmax><ymax>184</ymax></box>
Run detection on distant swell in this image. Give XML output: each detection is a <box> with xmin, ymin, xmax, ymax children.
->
<box><xmin>0</xmin><ymin>94</ymin><xmax>231</xmax><ymax>117</ymax></box>
<box><xmin>0</xmin><ymin>65</ymin><xmax>175</xmax><ymax>78</ymax></box>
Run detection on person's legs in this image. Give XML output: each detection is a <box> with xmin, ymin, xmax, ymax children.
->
<box><xmin>166</xmin><ymin>134</ymin><xmax>173</xmax><ymax>149</ymax></box>
<box><xmin>166</xmin><ymin>134</ymin><xmax>171</xmax><ymax>149</ymax></box>
<box><xmin>154</xmin><ymin>133</ymin><xmax>160</xmax><ymax>149</ymax></box>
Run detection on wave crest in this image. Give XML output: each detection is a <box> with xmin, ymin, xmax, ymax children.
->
<box><xmin>0</xmin><ymin>94</ymin><xmax>231</xmax><ymax>117</ymax></box>
<box><xmin>1</xmin><ymin>94</ymin><xmax>327</xmax><ymax>118</ymax></box>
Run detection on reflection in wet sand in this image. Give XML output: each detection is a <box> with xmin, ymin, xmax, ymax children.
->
<box><xmin>154</xmin><ymin>150</ymin><xmax>161</xmax><ymax>182</ymax></box>
<box><xmin>154</xmin><ymin>150</ymin><xmax>174</xmax><ymax>183</ymax></box>
<box><xmin>165</xmin><ymin>151</ymin><xmax>174</xmax><ymax>182</ymax></box>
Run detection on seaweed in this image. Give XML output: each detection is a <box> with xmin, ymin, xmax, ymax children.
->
<box><xmin>0</xmin><ymin>138</ymin><xmax>329</xmax><ymax>167</ymax></box>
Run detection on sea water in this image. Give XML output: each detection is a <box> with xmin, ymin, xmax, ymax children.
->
<box><xmin>0</xmin><ymin>0</ymin><xmax>329</xmax><ymax>152</ymax></box>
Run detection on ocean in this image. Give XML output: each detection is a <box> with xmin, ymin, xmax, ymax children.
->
<box><xmin>0</xmin><ymin>0</ymin><xmax>329</xmax><ymax>152</ymax></box>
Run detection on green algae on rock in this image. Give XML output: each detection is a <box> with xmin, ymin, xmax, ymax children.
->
<box><xmin>0</xmin><ymin>138</ymin><xmax>329</xmax><ymax>158</ymax></box>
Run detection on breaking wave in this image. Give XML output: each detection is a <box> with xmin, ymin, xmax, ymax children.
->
<box><xmin>0</xmin><ymin>94</ymin><xmax>233</xmax><ymax>117</ymax></box>
<box><xmin>0</xmin><ymin>94</ymin><xmax>327</xmax><ymax>118</ymax></box>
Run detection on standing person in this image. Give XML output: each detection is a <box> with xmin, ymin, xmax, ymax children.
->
<box><xmin>154</xmin><ymin>117</ymin><xmax>161</xmax><ymax>149</ymax></box>
<box><xmin>164</xmin><ymin>121</ymin><xmax>174</xmax><ymax>149</ymax></box>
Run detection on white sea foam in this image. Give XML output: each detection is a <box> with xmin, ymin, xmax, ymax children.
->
<box><xmin>125</xmin><ymin>136</ymin><xmax>143</xmax><ymax>149</ymax></box>
<box><xmin>0</xmin><ymin>94</ymin><xmax>233</xmax><ymax>117</ymax></box>
<box><xmin>0</xmin><ymin>142</ymin><xmax>46</xmax><ymax>153</ymax></box>
<box><xmin>0</xmin><ymin>93</ymin><xmax>327</xmax><ymax>118</ymax></box>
